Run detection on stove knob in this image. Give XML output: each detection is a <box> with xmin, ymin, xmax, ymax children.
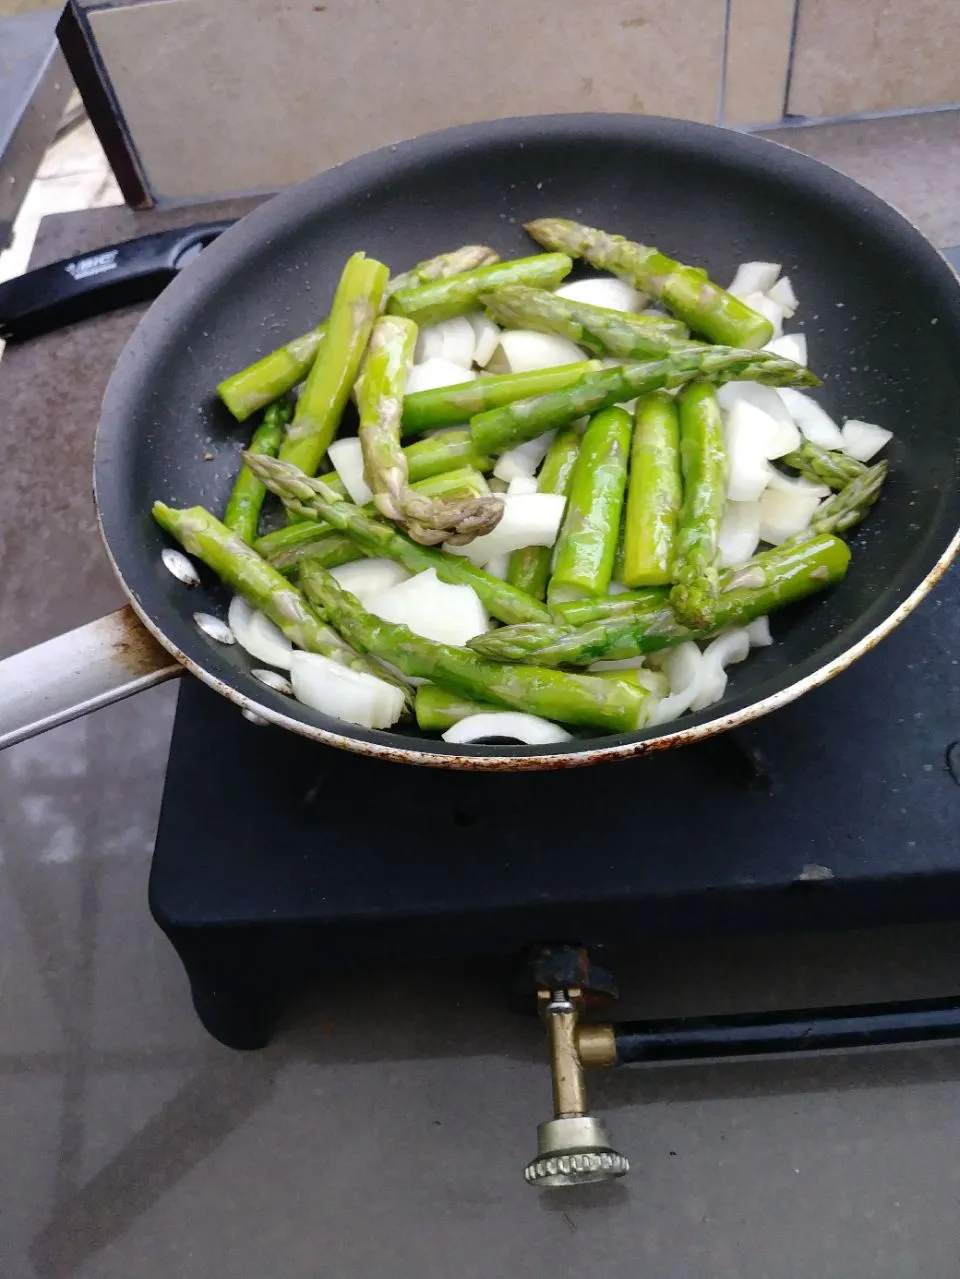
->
<box><xmin>524</xmin><ymin>1116</ymin><xmax>629</xmax><ymax>1187</ymax></box>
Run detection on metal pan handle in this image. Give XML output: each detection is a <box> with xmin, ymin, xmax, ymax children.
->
<box><xmin>0</xmin><ymin>607</ymin><xmax>181</xmax><ymax>750</ymax></box>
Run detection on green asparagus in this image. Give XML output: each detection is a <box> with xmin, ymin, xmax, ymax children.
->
<box><xmin>388</xmin><ymin>253</ymin><xmax>573</xmax><ymax>326</ymax></box>
<box><xmin>217</xmin><ymin>246</ymin><xmax>498</xmax><ymax>421</ymax></box>
<box><xmin>482</xmin><ymin>285</ymin><xmax>695</xmax><ymax>360</ymax></box>
<box><xmin>621</xmin><ymin>391</ymin><xmax>683</xmax><ymax>587</ymax></box>
<box><xmin>782</xmin><ymin>440</ymin><xmax>867</xmax><ymax>490</ymax></box>
<box><xmin>797</xmin><ymin>459</ymin><xmax>887</xmax><ymax>538</ymax></box>
<box><xmin>242</xmin><ymin>452</ymin><xmax>551</xmax><ymax>624</ymax></box>
<box><xmin>223</xmin><ymin>397</ymin><xmax>292</xmax><ymax>544</ymax></box>
<box><xmin>255</xmin><ymin>467</ymin><xmax>491</xmax><ymax>564</ymax></box>
<box><xmin>402</xmin><ymin>361</ymin><xmax>602</xmax><ymax>435</ymax></box>
<box><xmin>552</xmin><ymin>587</ymin><xmax>668</xmax><ymax>627</ymax></box>
<box><xmin>525</xmin><ymin>218</ymin><xmax>773</xmax><ymax>348</ymax></box>
<box><xmin>669</xmin><ymin>383</ymin><xmax>726</xmax><ymax>629</ymax></box>
<box><xmin>356</xmin><ymin>315</ymin><xmax>503</xmax><ymax>544</ymax></box>
<box><xmin>414</xmin><ymin>685</ymin><xmax>501</xmax><ymax>733</ymax></box>
<box><xmin>300</xmin><ymin>561</ymin><xmax>652</xmax><ymax>733</ymax></box>
<box><xmin>469</xmin><ymin>534</ymin><xmax>851</xmax><ymax>666</ymax></box>
<box><xmin>506</xmin><ymin>428</ymin><xmax>581</xmax><ymax>599</ymax></box>
<box><xmin>279</xmin><ymin>253</ymin><xmax>389</xmax><ymax>476</ymax></box>
<box><xmin>151</xmin><ymin>502</ymin><xmax>410</xmax><ymax>702</ymax></box>
<box><xmin>470</xmin><ymin>346</ymin><xmax>818</xmax><ymax>456</ymax></box>
<box><xmin>548</xmin><ymin>407</ymin><xmax>632</xmax><ymax>602</ymax></box>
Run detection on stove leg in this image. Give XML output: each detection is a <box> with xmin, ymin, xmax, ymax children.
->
<box><xmin>162</xmin><ymin>926</ymin><xmax>281</xmax><ymax>1050</ymax></box>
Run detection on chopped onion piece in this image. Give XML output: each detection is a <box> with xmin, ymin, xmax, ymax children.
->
<box><xmin>766</xmin><ymin>275</ymin><xmax>798</xmax><ymax>317</ymax></box>
<box><xmin>778</xmin><ymin>388</ymin><xmax>844</xmax><ymax>449</ymax></box>
<box><xmin>725</xmin><ymin>403</ymin><xmax>775</xmax><ymax>502</ymax></box>
<box><xmin>841</xmin><ymin>419</ymin><xmax>892</xmax><ymax>462</ymax></box>
<box><xmin>554</xmin><ymin>277</ymin><xmax>645</xmax><ymax>312</ymax></box>
<box><xmin>741</xmin><ymin>291</ymin><xmax>783</xmax><ymax>339</ymax></box>
<box><xmin>723</xmin><ymin>564</ymin><xmax>766</xmax><ymax>593</ymax></box>
<box><xmin>482</xmin><ymin>553</ymin><xmax>510</xmax><ymax>579</ymax></box>
<box><xmin>290</xmin><ymin>651</ymin><xmax>405</xmax><ymax>729</ymax></box>
<box><xmin>763</xmin><ymin>332</ymin><xmax>807</xmax><ymax>366</ymax></box>
<box><xmin>758</xmin><ymin>484</ymin><xmax>823</xmax><ymax>545</ymax></box>
<box><xmin>690</xmin><ymin>629</ymin><xmax>751</xmax><ymax>712</ymax></box>
<box><xmin>445</xmin><ymin>493</ymin><xmax>566</xmax><ymax>565</ymax></box>
<box><xmin>765</xmin><ymin>469</ymin><xmax>829</xmax><ymax>497</ymax></box>
<box><xmin>252</xmin><ymin>667</ymin><xmax>294</xmax><ymax>696</ymax></box>
<box><xmin>728</xmin><ymin>262</ymin><xmax>781</xmax><ymax>298</ymax></box>
<box><xmin>193</xmin><ymin>611</ymin><xmax>235</xmax><ymax>645</ymax></box>
<box><xmin>489</xmin><ymin>330</ymin><xmax>586</xmax><ymax>373</ymax></box>
<box><xmin>414</xmin><ymin>324</ymin><xmax>446</xmax><ymax>363</ymax></box>
<box><xmin>367</xmin><ymin>568</ymin><xmax>488</xmax><ymax>645</ymax></box>
<box><xmin>718</xmin><ymin>383</ymin><xmax>800</xmax><ymax>456</ymax></box>
<box><xmin>405</xmin><ymin>357</ymin><xmax>477</xmax><ymax>395</ymax></box>
<box><xmin>442</xmin><ymin>712</ymin><xmax>572</xmax><ymax>745</ymax></box>
<box><xmin>327</xmin><ymin>437</ymin><xmax>372</xmax><ymax>505</ymax></box>
<box><xmin>161</xmin><ymin>547</ymin><xmax>200</xmax><ymax>586</ymax></box>
<box><xmin>718</xmin><ymin>500</ymin><xmax>762</xmax><ymax>567</ymax></box>
<box><xmin>507</xmin><ymin>475</ymin><xmax>539</xmax><ymax>496</ymax></box>
<box><xmin>747</xmin><ymin>616</ymin><xmax>773</xmax><ymax>647</ymax></box>
<box><xmin>467</xmin><ymin>311</ymin><xmax>502</xmax><ymax>367</ymax></box>
<box><xmin>228</xmin><ymin>596</ymin><xmax>293</xmax><ymax>667</ymax></box>
<box><xmin>330</xmin><ymin>558</ymin><xmax>410</xmax><ymax>606</ymax></box>
<box><xmin>493</xmin><ymin>431</ymin><xmax>555</xmax><ymax>482</ymax></box>
<box><xmin>647</xmin><ymin>643</ymin><xmax>704</xmax><ymax>725</ymax></box>
<box><xmin>439</xmin><ymin>316</ymin><xmax>477</xmax><ymax>367</ymax></box>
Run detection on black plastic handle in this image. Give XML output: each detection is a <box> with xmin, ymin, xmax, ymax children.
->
<box><xmin>0</xmin><ymin>219</ymin><xmax>235</xmax><ymax>342</ymax></box>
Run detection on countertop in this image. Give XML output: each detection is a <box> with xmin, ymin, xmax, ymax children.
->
<box><xmin>2</xmin><ymin>114</ymin><xmax>960</xmax><ymax>1279</ymax></box>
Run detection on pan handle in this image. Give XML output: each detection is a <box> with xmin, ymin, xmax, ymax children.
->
<box><xmin>0</xmin><ymin>607</ymin><xmax>181</xmax><ymax>750</ymax></box>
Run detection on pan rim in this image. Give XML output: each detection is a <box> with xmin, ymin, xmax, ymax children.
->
<box><xmin>95</xmin><ymin>112</ymin><xmax>960</xmax><ymax>768</ymax></box>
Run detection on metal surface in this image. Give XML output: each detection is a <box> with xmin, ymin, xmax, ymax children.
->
<box><xmin>0</xmin><ymin>606</ymin><xmax>178</xmax><ymax>750</ymax></box>
<box><xmin>5</xmin><ymin>114</ymin><xmax>960</xmax><ymax>766</ymax></box>
<box><xmin>0</xmin><ymin>11</ymin><xmax>70</xmax><ymax>249</ymax></box>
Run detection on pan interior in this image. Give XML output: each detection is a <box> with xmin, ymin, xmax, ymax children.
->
<box><xmin>96</xmin><ymin>116</ymin><xmax>960</xmax><ymax>764</ymax></box>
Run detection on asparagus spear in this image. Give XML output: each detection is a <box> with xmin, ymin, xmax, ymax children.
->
<box><xmin>217</xmin><ymin>246</ymin><xmax>498</xmax><ymax>421</ymax></box>
<box><xmin>482</xmin><ymin>285</ymin><xmax>695</xmax><ymax>360</ymax></box>
<box><xmin>525</xmin><ymin>218</ymin><xmax>773</xmax><ymax>348</ymax></box>
<box><xmin>255</xmin><ymin>466</ymin><xmax>491</xmax><ymax>563</ymax></box>
<box><xmin>552</xmin><ymin>587</ymin><xmax>668</xmax><ymax>627</ymax></box>
<box><xmin>470</xmin><ymin>346</ymin><xmax>818</xmax><ymax>456</ymax></box>
<box><xmin>506</xmin><ymin>428</ymin><xmax>581</xmax><ymax>599</ymax></box>
<box><xmin>782</xmin><ymin>440</ymin><xmax>867</xmax><ymax>490</ymax></box>
<box><xmin>798</xmin><ymin>459</ymin><xmax>887</xmax><ymax>538</ymax></box>
<box><xmin>279</xmin><ymin>253</ymin><xmax>388</xmax><ymax>477</ymax></box>
<box><xmin>356</xmin><ymin>315</ymin><xmax>504</xmax><ymax>545</ymax></box>
<box><xmin>151</xmin><ymin>503</ymin><xmax>411</xmax><ymax>704</ymax></box>
<box><xmin>388</xmin><ymin>253</ymin><xmax>573</xmax><ymax>326</ymax></box>
<box><xmin>415</xmin><ymin>685</ymin><xmax>500</xmax><ymax>733</ymax></box>
<box><xmin>223</xmin><ymin>397</ymin><xmax>292</xmax><ymax>544</ymax></box>
<box><xmin>622</xmin><ymin>391</ymin><xmax>683</xmax><ymax>586</ymax></box>
<box><xmin>300</xmin><ymin>561</ymin><xmax>652</xmax><ymax>733</ymax></box>
<box><xmin>242</xmin><ymin>453</ymin><xmax>551</xmax><ymax>624</ymax></box>
<box><xmin>548</xmin><ymin>407</ymin><xmax>632</xmax><ymax>602</ymax></box>
<box><xmin>668</xmin><ymin>383</ymin><xmax>726</xmax><ymax>629</ymax></box>
<box><xmin>402</xmin><ymin>361</ymin><xmax>602</xmax><ymax>435</ymax></box>
<box><xmin>469</xmin><ymin>534</ymin><xmax>850</xmax><ymax>666</ymax></box>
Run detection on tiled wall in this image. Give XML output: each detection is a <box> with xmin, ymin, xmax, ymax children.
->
<box><xmin>71</xmin><ymin>0</ymin><xmax>960</xmax><ymax>203</ymax></box>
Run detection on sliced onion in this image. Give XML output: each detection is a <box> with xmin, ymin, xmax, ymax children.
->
<box><xmin>554</xmin><ymin>277</ymin><xmax>645</xmax><ymax>312</ymax></box>
<box><xmin>467</xmin><ymin>311</ymin><xmax>502</xmax><ymax>368</ymax></box>
<box><xmin>763</xmin><ymin>332</ymin><xmax>807</xmax><ymax>366</ymax></box>
<box><xmin>725</xmin><ymin>403</ymin><xmax>774</xmax><ymax>502</ymax></box>
<box><xmin>442</xmin><ymin>712</ymin><xmax>572</xmax><ymax>745</ymax></box>
<box><xmin>728</xmin><ymin>262</ymin><xmax>781</xmax><ymax>298</ymax></box>
<box><xmin>766</xmin><ymin>275</ymin><xmax>798</xmax><ymax>317</ymax></box>
<box><xmin>493</xmin><ymin>431</ymin><xmax>555</xmax><ymax>482</ymax></box>
<box><xmin>841</xmin><ymin>419</ymin><xmax>892</xmax><ymax>462</ymax></box>
<box><xmin>488</xmin><ymin>330</ymin><xmax>586</xmax><ymax>374</ymax></box>
<box><xmin>741</xmin><ymin>291</ymin><xmax>783</xmax><ymax>339</ymax></box>
<box><xmin>718</xmin><ymin>500</ymin><xmax>762</xmax><ymax>567</ymax></box>
<box><xmin>646</xmin><ymin>643</ymin><xmax>705</xmax><ymax>725</ymax></box>
<box><xmin>414</xmin><ymin>325</ymin><xmax>446</xmax><ymax>362</ymax></box>
<box><xmin>193</xmin><ymin>611</ymin><xmax>235</xmax><ymax>645</ymax></box>
<box><xmin>506</xmin><ymin>475</ymin><xmax>540</xmax><ymax>496</ymax></box>
<box><xmin>747</xmin><ymin>616</ymin><xmax>773</xmax><ymax>647</ymax></box>
<box><xmin>482</xmin><ymin>553</ymin><xmax>510</xmax><ymax>579</ymax></box>
<box><xmin>327</xmin><ymin>437</ymin><xmax>372</xmax><ymax>505</ymax></box>
<box><xmin>405</xmin><ymin>358</ymin><xmax>477</xmax><ymax>395</ymax></box>
<box><xmin>718</xmin><ymin>383</ymin><xmax>800</xmax><ymax>455</ymax></box>
<box><xmin>252</xmin><ymin>668</ymin><xmax>294</xmax><ymax>695</ymax></box>
<box><xmin>161</xmin><ymin>548</ymin><xmax>200</xmax><ymax>586</ymax></box>
<box><xmin>427</xmin><ymin>316</ymin><xmax>476</xmax><ymax>368</ymax></box>
<box><xmin>765</xmin><ymin>469</ymin><xmax>829</xmax><ymax>497</ymax></box>
<box><xmin>330</xmin><ymin>558</ymin><xmax>410</xmax><ymax>606</ymax></box>
<box><xmin>290</xmin><ymin>650</ymin><xmax>404</xmax><ymax>729</ymax></box>
<box><xmin>367</xmin><ymin>568</ymin><xmax>488</xmax><ymax>645</ymax></box>
<box><xmin>778</xmin><ymin>388</ymin><xmax>844</xmax><ymax>449</ymax></box>
<box><xmin>228</xmin><ymin>596</ymin><xmax>293</xmax><ymax>668</ymax></box>
<box><xmin>690</xmin><ymin>629</ymin><xmax>751</xmax><ymax>712</ymax></box>
<box><xmin>445</xmin><ymin>493</ymin><xmax>566</xmax><ymax>565</ymax></box>
<box><xmin>758</xmin><ymin>484</ymin><xmax>823</xmax><ymax>545</ymax></box>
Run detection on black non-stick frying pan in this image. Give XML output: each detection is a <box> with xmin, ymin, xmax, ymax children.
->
<box><xmin>2</xmin><ymin>114</ymin><xmax>959</xmax><ymax>768</ymax></box>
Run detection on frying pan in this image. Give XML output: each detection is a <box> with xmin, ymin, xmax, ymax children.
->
<box><xmin>1</xmin><ymin>114</ymin><xmax>959</xmax><ymax>769</ymax></box>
